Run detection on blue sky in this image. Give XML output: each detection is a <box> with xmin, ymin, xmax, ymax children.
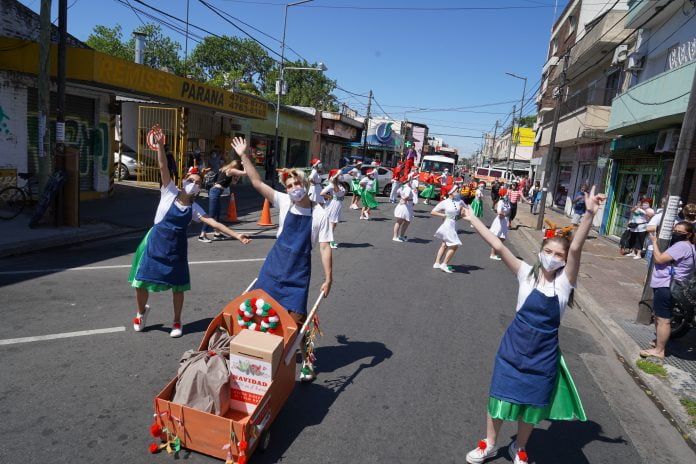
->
<box><xmin>21</xmin><ymin>0</ymin><xmax>572</xmax><ymax>155</ymax></box>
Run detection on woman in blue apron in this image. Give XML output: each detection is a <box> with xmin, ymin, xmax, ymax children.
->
<box><xmin>232</xmin><ymin>137</ymin><xmax>333</xmax><ymax>382</ymax></box>
<box><xmin>129</xmin><ymin>126</ymin><xmax>250</xmax><ymax>338</ymax></box>
<box><xmin>462</xmin><ymin>186</ymin><xmax>606</xmax><ymax>464</ymax></box>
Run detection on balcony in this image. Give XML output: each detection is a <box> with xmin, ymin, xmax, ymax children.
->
<box><xmin>626</xmin><ymin>0</ymin><xmax>679</xmax><ymax>29</ymax></box>
<box><xmin>606</xmin><ymin>60</ymin><xmax>695</xmax><ymax>135</ymax></box>
<box><xmin>538</xmin><ymin>87</ymin><xmax>617</xmax><ymax>146</ymax></box>
<box><xmin>567</xmin><ymin>11</ymin><xmax>634</xmax><ymax>79</ymax></box>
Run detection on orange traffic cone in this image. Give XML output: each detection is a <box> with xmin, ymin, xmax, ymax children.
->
<box><xmin>226</xmin><ymin>193</ymin><xmax>238</xmax><ymax>222</ymax></box>
<box><xmin>257</xmin><ymin>199</ymin><xmax>274</xmax><ymax>226</ymax></box>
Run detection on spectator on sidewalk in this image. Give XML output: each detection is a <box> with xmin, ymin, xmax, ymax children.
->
<box><xmin>571</xmin><ymin>185</ymin><xmax>588</xmax><ymax>227</ymax></box>
<box><xmin>508</xmin><ymin>182</ymin><xmax>523</xmax><ymax>229</ymax></box>
<box><xmin>683</xmin><ymin>203</ymin><xmax>696</xmax><ymax>224</ymax></box>
<box><xmin>626</xmin><ymin>201</ymin><xmax>650</xmax><ymax>259</ymax></box>
<box><xmin>641</xmin><ymin>221</ymin><xmax>696</xmax><ymax>360</ymax></box>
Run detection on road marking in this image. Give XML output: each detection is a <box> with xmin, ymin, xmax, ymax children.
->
<box><xmin>0</xmin><ymin>326</ymin><xmax>126</xmax><ymax>346</ymax></box>
<box><xmin>0</xmin><ymin>258</ymin><xmax>265</xmax><ymax>275</ymax></box>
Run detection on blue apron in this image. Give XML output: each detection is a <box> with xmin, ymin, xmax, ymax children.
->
<box><xmin>490</xmin><ymin>287</ymin><xmax>561</xmax><ymax>407</ymax></box>
<box><xmin>254</xmin><ymin>210</ymin><xmax>312</xmax><ymax>314</ymax></box>
<box><xmin>135</xmin><ymin>199</ymin><xmax>192</xmax><ymax>286</ymax></box>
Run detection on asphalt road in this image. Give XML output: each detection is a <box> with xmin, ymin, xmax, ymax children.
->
<box><xmin>1</xmin><ymin>192</ymin><xmax>694</xmax><ymax>463</ymax></box>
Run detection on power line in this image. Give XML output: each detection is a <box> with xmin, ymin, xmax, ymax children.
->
<box><xmin>220</xmin><ymin>1</ymin><xmax>615</xmax><ymax>11</ymax></box>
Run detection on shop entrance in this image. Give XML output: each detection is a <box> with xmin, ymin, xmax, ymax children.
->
<box><xmin>608</xmin><ymin>167</ymin><xmax>661</xmax><ymax>237</ymax></box>
<box><xmin>137</xmin><ymin>106</ymin><xmax>183</xmax><ymax>186</ymax></box>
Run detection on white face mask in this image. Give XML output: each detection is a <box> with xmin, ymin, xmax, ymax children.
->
<box><xmin>316</xmin><ymin>163</ymin><xmax>322</xmax><ymax>170</ymax></box>
<box><xmin>183</xmin><ymin>180</ymin><xmax>200</xmax><ymax>196</ymax></box>
<box><xmin>288</xmin><ymin>187</ymin><xmax>307</xmax><ymax>202</ymax></box>
<box><xmin>642</xmin><ymin>203</ymin><xmax>649</xmax><ymax>209</ymax></box>
<box><xmin>538</xmin><ymin>251</ymin><xmax>565</xmax><ymax>272</ymax></box>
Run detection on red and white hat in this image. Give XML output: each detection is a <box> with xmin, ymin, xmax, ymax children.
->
<box><xmin>310</xmin><ymin>158</ymin><xmax>321</xmax><ymax>167</ymax></box>
<box><xmin>187</xmin><ymin>166</ymin><xmax>199</xmax><ymax>175</ymax></box>
<box><xmin>366</xmin><ymin>168</ymin><xmax>375</xmax><ymax>175</ymax></box>
<box><xmin>448</xmin><ymin>185</ymin><xmax>459</xmax><ymax>195</ymax></box>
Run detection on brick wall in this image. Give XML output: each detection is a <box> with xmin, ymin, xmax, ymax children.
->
<box><xmin>0</xmin><ymin>0</ymin><xmax>87</xmax><ymax>48</ymax></box>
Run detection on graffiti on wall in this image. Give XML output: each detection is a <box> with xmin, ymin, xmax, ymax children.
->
<box><xmin>0</xmin><ymin>84</ymin><xmax>28</xmax><ymax>174</ymax></box>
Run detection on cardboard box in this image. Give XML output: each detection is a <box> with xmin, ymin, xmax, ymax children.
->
<box><xmin>229</xmin><ymin>330</ymin><xmax>283</xmax><ymax>413</ymax></box>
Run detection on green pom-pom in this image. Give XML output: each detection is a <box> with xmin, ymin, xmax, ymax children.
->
<box><xmin>268</xmin><ymin>322</ymin><xmax>279</xmax><ymax>329</ymax></box>
<box><xmin>263</xmin><ymin>303</ymin><xmax>271</xmax><ymax>310</ymax></box>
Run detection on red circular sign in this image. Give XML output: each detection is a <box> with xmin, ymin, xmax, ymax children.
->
<box><xmin>146</xmin><ymin>129</ymin><xmax>165</xmax><ymax>150</ymax></box>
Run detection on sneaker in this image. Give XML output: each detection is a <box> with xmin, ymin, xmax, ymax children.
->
<box><xmin>440</xmin><ymin>264</ymin><xmax>454</xmax><ymax>273</ymax></box>
<box><xmin>170</xmin><ymin>322</ymin><xmax>183</xmax><ymax>338</ymax></box>
<box><xmin>489</xmin><ymin>255</ymin><xmax>501</xmax><ymax>261</ymax></box>
<box><xmin>133</xmin><ymin>305</ymin><xmax>149</xmax><ymax>332</ymax></box>
<box><xmin>433</xmin><ymin>263</ymin><xmax>441</xmax><ymax>269</ymax></box>
<box><xmin>466</xmin><ymin>439</ymin><xmax>497</xmax><ymax>464</ymax></box>
<box><xmin>400</xmin><ymin>235</ymin><xmax>407</xmax><ymax>241</ymax></box>
<box><xmin>392</xmin><ymin>237</ymin><xmax>403</xmax><ymax>242</ymax></box>
<box><xmin>509</xmin><ymin>441</ymin><xmax>529</xmax><ymax>464</ymax></box>
<box><xmin>198</xmin><ymin>235</ymin><xmax>212</xmax><ymax>243</ymax></box>
<box><xmin>633</xmin><ymin>254</ymin><xmax>642</xmax><ymax>260</ymax></box>
<box><xmin>213</xmin><ymin>232</ymin><xmax>225</xmax><ymax>240</ymax></box>
<box><xmin>300</xmin><ymin>361</ymin><xmax>316</xmax><ymax>382</ymax></box>
<box><xmin>330</xmin><ymin>241</ymin><xmax>338</xmax><ymax>249</ymax></box>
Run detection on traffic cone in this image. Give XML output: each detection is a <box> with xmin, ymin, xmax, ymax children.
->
<box><xmin>257</xmin><ymin>199</ymin><xmax>274</xmax><ymax>226</ymax></box>
<box><xmin>226</xmin><ymin>193</ymin><xmax>238</xmax><ymax>222</ymax></box>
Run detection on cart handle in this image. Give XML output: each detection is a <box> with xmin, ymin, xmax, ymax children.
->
<box><xmin>243</xmin><ymin>278</ymin><xmax>258</xmax><ymax>294</ymax></box>
<box><xmin>284</xmin><ymin>291</ymin><xmax>325</xmax><ymax>365</ymax></box>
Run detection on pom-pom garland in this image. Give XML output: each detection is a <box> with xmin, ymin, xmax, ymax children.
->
<box><xmin>149</xmin><ymin>443</ymin><xmax>159</xmax><ymax>454</ymax></box>
<box><xmin>478</xmin><ymin>440</ymin><xmax>487</xmax><ymax>451</ymax></box>
<box><xmin>150</xmin><ymin>423</ymin><xmax>163</xmax><ymax>438</ymax></box>
<box><xmin>518</xmin><ymin>450</ymin><xmax>528</xmax><ymax>462</ymax></box>
<box><xmin>237</xmin><ymin>298</ymin><xmax>280</xmax><ymax>334</ymax></box>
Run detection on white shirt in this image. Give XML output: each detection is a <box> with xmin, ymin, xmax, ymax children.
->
<box><xmin>516</xmin><ymin>262</ymin><xmax>575</xmax><ymax>319</ymax></box>
<box><xmin>154</xmin><ymin>181</ymin><xmax>206</xmax><ymax>224</ymax></box>
<box><xmin>360</xmin><ymin>176</ymin><xmax>375</xmax><ymax>190</ymax></box>
<box><xmin>433</xmin><ymin>198</ymin><xmax>464</xmax><ymax>220</ymax></box>
<box><xmin>398</xmin><ymin>185</ymin><xmax>413</xmax><ymax>202</ymax></box>
<box><xmin>646</xmin><ymin>209</ymin><xmax>663</xmax><ymax>251</ymax></box>
<box><xmin>309</xmin><ymin>169</ymin><xmax>321</xmax><ymax>186</ymax></box>
<box><xmin>273</xmin><ymin>191</ymin><xmax>333</xmax><ymax>246</ymax></box>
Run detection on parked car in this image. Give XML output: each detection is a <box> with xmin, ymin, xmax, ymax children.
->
<box><xmin>114</xmin><ymin>144</ymin><xmax>140</xmax><ymax>180</ymax></box>
<box><xmin>337</xmin><ymin>164</ymin><xmax>393</xmax><ymax>196</ymax></box>
<box><xmin>472</xmin><ymin>166</ymin><xmax>518</xmax><ymax>187</ymax></box>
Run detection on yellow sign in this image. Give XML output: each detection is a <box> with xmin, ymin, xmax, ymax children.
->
<box><xmin>0</xmin><ymin>38</ymin><xmax>267</xmax><ymax>119</ymax></box>
<box><xmin>514</xmin><ymin>127</ymin><xmax>535</xmax><ymax>147</ymax></box>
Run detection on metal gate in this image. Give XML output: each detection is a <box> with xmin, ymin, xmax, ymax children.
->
<box><xmin>137</xmin><ymin>106</ymin><xmax>184</xmax><ymax>186</ymax></box>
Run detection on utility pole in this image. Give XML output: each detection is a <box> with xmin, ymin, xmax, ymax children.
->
<box><xmin>37</xmin><ymin>0</ymin><xmax>52</xmax><ymax>194</ymax></box>
<box><xmin>55</xmin><ymin>0</ymin><xmax>68</xmax><ymax>226</ymax></box>
<box><xmin>505</xmin><ymin>104</ymin><xmax>516</xmax><ymax>175</ymax></box>
<box><xmin>636</xmin><ymin>62</ymin><xmax>696</xmax><ymax>322</ymax></box>
<box><xmin>511</xmin><ymin>81</ymin><xmax>527</xmax><ymax>176</ymax></box>
<box><xmin>536</xmin><ymin>53</ymin><xmax>569</xmax><ymax>230</ymax></box>
<box><xmin>361</xmin><ymin>90</ymin><xmax>373</xmax><ymax>162</ymax></box>
<box><xmin>490</xmin><ymin>119</ymin><xmax>500</xmax><ymax>166</ymax></box>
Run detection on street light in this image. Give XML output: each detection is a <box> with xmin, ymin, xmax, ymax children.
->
<box><xmin>270</xmin><ymin>0</ymin><xmax>324</xmax><ymax>183</ymax></box>
<box><xmin>505</xmin><ymin>72</ymin><xmax>527</xmax><ymax>178</ymax></box>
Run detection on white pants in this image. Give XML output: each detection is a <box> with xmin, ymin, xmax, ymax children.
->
<box><xmin>390</xmin><ymin>181</ymin><xmax>401</xmax><ymax>202</ymax></box>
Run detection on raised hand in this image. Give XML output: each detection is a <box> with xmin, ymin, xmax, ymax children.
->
<box><xmin>231</xmin><ymin>137</ymin><xmax>248</xmax><ymax>157</ymax></box>
<box><xmin>151</xmin><ymin>124</ymin><xmax>165</xmax><ymax>147</ymax></box>
<box><xmin>584</xmin><ymin>185</ymin><xmax>607</xmax><ymax>215</ymax></box>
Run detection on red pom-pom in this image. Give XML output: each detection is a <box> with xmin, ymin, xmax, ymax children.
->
<box><xmin>518</xmin><ymin>450</ymin><xmax>528</xmax><ymax>462</ymax></box>
<box><xmin>268</xmin><ymin>309</ymin><xmax>277</xmax><ymax>317</ymax></box>
<box><xmin>238</xmin><ymin>456</ymin><xmax>247</xmax><ymax>464</ymax></box>
<box><xmin>133</xmin><ymin>317</ymin><xmax>141</xmax><ymax>325</ymax></box>
<box><xmin>254</xmin><ymin>324</ymin><xmax>261</xmax><ymax>331</ymax></box>
<box><xmin>478</xmin><ymin>440</ymin><xmax>487</xmax><ymax>451</ymax></box>
<box><xmin>243</xmin><ymin>316</ymin><xmax>252</xmax><ymax>322</ymax></box>
<box><xmin>249</xmin><ymin>298</ymin><xmax>257</xmax><ymax>309</ymax></box>
<box><xmin>268</xmin><ymin>328</ymin><xmax>277</xmax><ymax>335</ymax></box>
<box><xmin>149</xmin><ymin>423</ymin><xmax>162</xmax><ymax>438</ymax></box>
<box><xmin>238</xmin><ymin>440</ymin><xmax>248</xmax><ymax>451</ymax></box>
<box><xmin>238</xmin><ymin>308</ymin><xmax>245</xmax><ymax>316</ymax></box>
<box><xmin>149</xmin><ymin>443</ymin><xmax>159</xmax><ymax>454</ymax></box>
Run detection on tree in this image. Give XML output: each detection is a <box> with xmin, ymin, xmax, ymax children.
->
<box><xmin>519</xmin><ymin>115</ymin><xmax>537</xmax><ymax>128</ymax></box>
<box><xmin>266</xmin><ymin>59</ymin><xmax>338</xmax><ymax>110</ymax></box>
<box><xmin>188</xmin><ymin>36</ymin><xmax>274</xmax><ymax>94</ymax></box>
<box><xmin>85</xmin><ymin>25</ymin><xmax>131</xmax><ymax>61</ymax></box>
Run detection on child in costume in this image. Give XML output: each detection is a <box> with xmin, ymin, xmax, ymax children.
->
<box><xmin>462</xmin><ymin>186</ymin><xmax>605</xmax><ymax>464</ymax></box>
<box><xmin>392</xmin><ymin>179</ymin><xmax>414</xmax><ymax>242</ymax></box>
<box><xmin>129</xmin><ymin>126</ymin><xmax>250</xmax><ymax>338</ymax></box>
<box><xmin>321</xmin><ymin>172</ymin><xmax>345</xmax><ymax>249</ymax></box>
<box><xmin>359</xmin><ymin>169</ymin><xmax>379</xmax><ymax>220</ymax></box>
<box><xmin>349</xmin><ymin>166</ymin><xmax>362</xmax><ymax>210</ymax></box>
<box><xmin>420</xmin><ymin>170</ymin><xmax>438</xmax><ymax>205</ymax></box>
<box><xmin>489</xmin><ymin>188</ymin><xmax>510</xmax><ymax>261</ymax></box>
<box><xmin>232</xmin><ymin>137</ymin><xmax>333</xmax><ymax>382</ymax></box>
<box><xmin>470</xmin><ymin>182</ymin><xmax>485</xmax><ymax>222</ymax></box>
<box><xmin>431</xmin><ymin>185</ymin><xmax>466</xmax><ymax>273</ymax></box>
<box><xmin>308</xmin><ymin>158</ymin><xmax>325</xmax><ymax>205</ymax></box>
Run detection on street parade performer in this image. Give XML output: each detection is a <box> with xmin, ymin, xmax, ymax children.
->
<box><xmin>321</xmin><ymin>172</ymin><xmax>346</xmax><ymax>249</ymax></box>
<box><xmin>129</xmin><ymin>125</ymin><xmax>250</xmax><ymax>338</ymax></box>
<box><xmin>392</xmin><ymin>175</ymin><xmax>414</xmax><ymax>242</ymax></box>
<box><xmin>232</xmin><ymin>136</ymin><xmax>333</xmax><ymax>382</ymax></box>
<box><xmin>308</xmin><ymin>158</ymin><xmax>325</xmax><ymax>205</ymax></box>
<box><xmin>430</xmin><ymin>185</ymin><xmax>466</xmax><ymax>273</ymax></box>
<box><xmin>463</xmin><ymin>186</ymin><xmax>605</xmax><ymax>464</ymax></box>
<box><xmin>359</xmin><ymin>168</ymin><xmax>379</xmax><ymax>220</ymax></box>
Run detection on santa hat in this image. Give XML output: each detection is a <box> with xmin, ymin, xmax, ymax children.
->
<box><xmin>374</xmin><ymin>161</ymin><xmax>381</xmax><ymax>166</ymax></box>
<box><xmin>449</xmin><ymin>185</ymin><xmax>459</xmax><ymax>195</ymax></box>
<box><xmin>407</xmin><ymin>171</ymin><xmax>416</xmax><ymax>180</ymax></box>
<box><xmin>356</xmin><ymin>161</ymin><xmax>363</xmax><ymax>166</ymax></box>
<box><xmin>187</xmin><ymin>166</ymin><xmax>199</xmax><ymax>175</ymax></box>
<box><xmin>366</xmin><ymin>169</ymin><xmax>375</xmax><ymax>176</ymax></box>
<box><xmin>310</xmin><ymin>158</ymin><xmax>321</xmax><ymax>167</ymax></box>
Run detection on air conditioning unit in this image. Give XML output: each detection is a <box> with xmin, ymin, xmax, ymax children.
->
<box><xmin>612</xmin><ymin>45</ymin><xmax>629</xmax><ymax>65</ymax></box>
<box><xmin>627</xmin><ymin>53</ymin><xmax>644</xmax><ymax>71</ymax></box>
<box><xmin>655</xmin><ymin>128</ymin><xmax>680</xmax><ymax>153</ymax></box>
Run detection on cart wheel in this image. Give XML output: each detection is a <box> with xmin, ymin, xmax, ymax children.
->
<box><xmin>258</xmin><ymin>431</ymin><xmax>271</xmax><ymax>452</ymax></box>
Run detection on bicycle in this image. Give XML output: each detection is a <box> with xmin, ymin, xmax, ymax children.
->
<box><xmin>0</xmin><ymin>172</ymin><xmax>37</xmax><ymax>220</ymax></box>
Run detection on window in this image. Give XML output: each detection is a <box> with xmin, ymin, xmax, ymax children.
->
<box><xmin>286</xmin><ymin>139</ymin><xmax>309</xmax><ymax>167</ymax></box>
<box><xmin>476</xmin><ymin>168</ymin><xmax>489</xmax><ymax>176</ymax></box>
<box><xmin>551</xmin><ymin>38</ymin><xmax>559</xmax><ymax>55</ymax></box>
<box><xmin>568</xmin><ymin>15</ymin><xmax>577</xmax><ymax>35</ymax></box>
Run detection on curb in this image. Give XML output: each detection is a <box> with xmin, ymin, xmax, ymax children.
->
<box><xmin>512</xmin><ymin>225</ymin><xmax>696</xmax><ymax>445</ymax></box>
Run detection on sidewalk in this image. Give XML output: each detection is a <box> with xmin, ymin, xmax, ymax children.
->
<box><xmin>0</xmin><ymin>181</ymin><xmax>266</xmax><ymax>258</ymax></box>
<box><xmin>508</xmin><ymin>202</ymin><xmax>696</xmax><ymax>443</ymax></box>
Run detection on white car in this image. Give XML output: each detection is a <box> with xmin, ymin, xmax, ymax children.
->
<box><xmin>114</xmin><ymin>145</ymin><xmax>140</xmax><ymax>180</ymax></box>
<box><xmin>337</xmin><ymin>164</ymin><xmax>393</xmax><ymax>196</ymax></box>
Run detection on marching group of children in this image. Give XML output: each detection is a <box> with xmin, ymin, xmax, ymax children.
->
<box><xmin>128</xmin><ymin>125</ymin><xmax>610</xmax><ymax>464</ymax></box>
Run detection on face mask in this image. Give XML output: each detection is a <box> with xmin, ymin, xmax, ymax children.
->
<box><xmin>453</xmin><ymin>193</ymin><xmax>462</xmax><ymax>201</ymax></box>
<box><xmin>183</xmin><ymin>180</ymin><xmax>200</xmax><ymax>196</ymax></box>
<box><xmin>288</xmin><ymin>187</ymin><xmax>306</xmax><ymax>202</ymax></box>
<box><xmin>642</xmin><ymin>203</ymin><xmax>649</xmax><ymax>209</ymax></box>
<box><xmin>670</xmin><ymin>233</ymin><xmax>689</xmax><ymax>246</ymax></box>
<box><xmin>538</xmin><ymin>251</ymin><xmax>565</xmax><ymax>272</ymax></box>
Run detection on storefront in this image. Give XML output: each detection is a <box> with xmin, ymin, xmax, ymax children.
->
<box><xmin>249</xmin><ymin>106</ymin><xmax>314</xmax><ymax>170</ymax></box>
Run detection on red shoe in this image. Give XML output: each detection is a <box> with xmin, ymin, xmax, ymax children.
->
<box><xmin>170</xmin><ymin>322</ymin><xmax>183</xmax><ymax>338</ymax></box>
<box><xmin>133</xmin><ymin>305</ymin><xmax>149</xmax><ymax>332</ymax></box>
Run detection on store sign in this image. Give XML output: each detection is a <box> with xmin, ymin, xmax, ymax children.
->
<box><xmin>322</xmin><ymin>120</ymin><xmax>357</xmax><ymax>139</ymax></box>
<box><xmin>365</xmin><ymin>121</ymin><xmax>404</xmax><ymax>149</ymax></box>
<box><xmin>668</xmin><ymin>37</ymin><xmax>696</xmax><ymax>70</ymax></box>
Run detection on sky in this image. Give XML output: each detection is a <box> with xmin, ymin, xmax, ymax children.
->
<box><xmin>20</xmin><ymin>0</ymin><xmax>576</xmax><ymax>156</ymax></box>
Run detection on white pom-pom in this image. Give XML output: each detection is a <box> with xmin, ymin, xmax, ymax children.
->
<box><xmin>237</xmin><ymin>319</ymin><xmax>246</xmax><ymax>327</ymax></box>
<box><xmin>255</xmin><ymin>308</ymin><xmax>264</xmax><ymax>316</ymax></box>
<box><xmin>256</xmin><ymin>299</ymin><xmax>265</xmax><ymax>310</ymax></box>
<box><xmin>260</xmin><ymin>320</ymin><xmax>269</xmax><ymax>329</ymax></box>
<box><xmin>268</xmin><ymin>316</ymin><xmax>280</xmax><ymax>323</ymax></box>
<box><xmin>244</xmin><ymin>310</ymin><xmax>254</xmax><ymax>318</ymax></box>
<box><xmin>248</xmin><ymin>323</ymin><xmax>257</xmax><ymax>331</ymax></box>
<box><xmin>239</xmin><ymin>302</ymin><xmax>247</xmax><ymax>312</ymax></box>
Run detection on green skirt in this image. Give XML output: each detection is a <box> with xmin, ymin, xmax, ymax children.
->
<box><xmin>487</xmin><ymin>355</ymin><xmax>586</xmax><ymax>425</ymax></box>
<box><xmin>361</xmin><ymin>188</ymin><xmax>379</xmax><ymax>209</ymax></box>
<box><xmin>420</xmin><ymin>184</ymin><xmax>437</xmax><ymax>199</ymax></box>
<box><xmin>128</xmin><ymin>229</ymin><xmax>191</xmax><ymax>293</ymax></box>
<box><xmin>471</xmin><ymin>198</ymin><xmax>484</xmax><ymax>218</ymax></box>
<box><xmin>350</xmin><ymin>179</ymin><xmax>363</xmax><ymax>197</ymax></box>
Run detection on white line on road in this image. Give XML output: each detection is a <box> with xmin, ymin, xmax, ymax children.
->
<box><xmin>0</xmin><ymin>326</ymin><xmax>126</xmax><ymax>346</ymax></box>
<box><xmin>0</xmin><ymin>258</ymin><xmax>266</xmax><ymax>276</ymax></box>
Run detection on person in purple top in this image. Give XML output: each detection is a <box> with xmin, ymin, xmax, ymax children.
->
<box><xmin>640</xmin><ymin>221</ymin><xmax>696</xmax><ymax>359</ymax></box>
